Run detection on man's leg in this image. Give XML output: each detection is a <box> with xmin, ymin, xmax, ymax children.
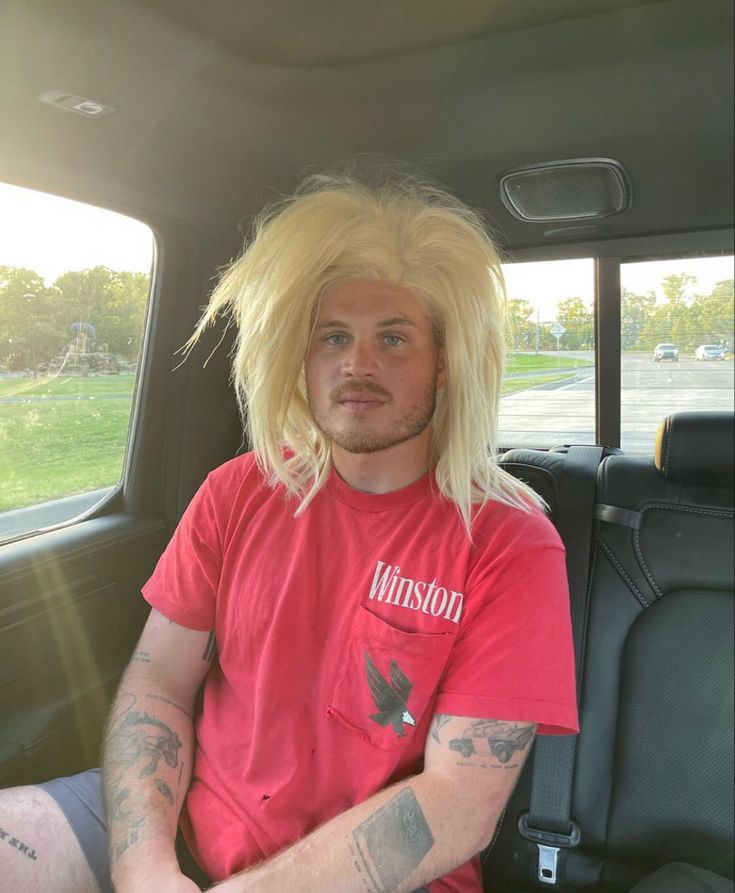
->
<box><xmin>0</xmin><ymin>772</ymin><xmax>106</xmax><ymax>893</ymax></box>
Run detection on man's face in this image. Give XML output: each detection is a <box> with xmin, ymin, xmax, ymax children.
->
<box><xmin>304</xmin><ymin>280</ymin><xmax>445</xmax><ymax>456</ymax></box>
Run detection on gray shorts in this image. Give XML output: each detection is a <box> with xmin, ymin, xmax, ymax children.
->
<box><xmin>41</xmin><ymin>769</ymin><xmax>431</xmax><ymax>892</ymax></box>
<box><xmin>39</xmin><ymin>769</ymin><xmax>209</xmax><ymax>892</ymax></box>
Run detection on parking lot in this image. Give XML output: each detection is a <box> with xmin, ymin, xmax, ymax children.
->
<box><xmin>500</xmin><ymin>352</ymin><xmax>734</xmax><ymax>453</ymax></box>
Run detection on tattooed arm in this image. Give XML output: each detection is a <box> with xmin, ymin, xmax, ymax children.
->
<box><xmin>103</xmin><ymin>608</ymin><xmax>216</xmax><ymax>893</ymax></box>
<box><xmin>211</xmin><ymin>713</ymin><xmax>535</xmax><ymax>893</ymax></box>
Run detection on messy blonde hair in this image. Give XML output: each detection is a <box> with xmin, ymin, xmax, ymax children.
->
<box><xmin>187</xmin><ymin>167</ymin><xmax>542</xmax><ymax>533</ymax></box>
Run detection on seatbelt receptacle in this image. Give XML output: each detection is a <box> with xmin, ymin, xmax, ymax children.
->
<box><xmin>518</xmin><ymin>811</ymin><xmax>582</xmax><ymax>885</ymax></box>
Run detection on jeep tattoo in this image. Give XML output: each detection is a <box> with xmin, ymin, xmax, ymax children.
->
<box><xmin>449</xmin><ymin>721</ymin><xmax>534</xmax><ymax>763</ymax></box>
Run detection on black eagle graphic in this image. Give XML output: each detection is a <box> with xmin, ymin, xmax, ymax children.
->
<box><xmin>364</xmin><ymin>651</ymin><xmax>416</xmax><ymax>737</ymax></box>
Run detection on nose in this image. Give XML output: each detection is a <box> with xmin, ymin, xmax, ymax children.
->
<box><xmin>341</xmin><ymin>339</ymin><xmax>378</xmax><ymax>378</ymax></box>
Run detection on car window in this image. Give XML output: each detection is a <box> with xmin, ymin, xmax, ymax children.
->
<box><xmin>499</xmin><ymin>258</ymin><xmax>596</xmax><ymax>448</ymax></box>
<box><xmin>0</xmin><ymin>183</ymin><xmax>155</xmax><ymax>542</ymax></box>
<box><xmin>620</xmin><ymin>255</ymin><xmax>734</xmax><ymax>455</ymax></box>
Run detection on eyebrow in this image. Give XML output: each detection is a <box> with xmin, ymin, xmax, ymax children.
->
<box><xmin>316</xmin><ymin>316</ymin><xmax>418</xmax><ymax>330</ymax></box>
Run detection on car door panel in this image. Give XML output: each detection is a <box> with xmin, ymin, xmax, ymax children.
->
<box><xmin>0</xmin><ymin>515</ymin><xmax>169</xmax><ymax>786</ymax></box>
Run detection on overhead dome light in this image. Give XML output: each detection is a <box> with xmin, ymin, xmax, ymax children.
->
<box><xmin>498</xmin><ymin>158</ymin><xmax>631</xmax><ymax>222</ymax></box>
<box><xmin>39</xmin><ymin>89</ymin><xmax>115</xmax><ymax>117</ymax></box>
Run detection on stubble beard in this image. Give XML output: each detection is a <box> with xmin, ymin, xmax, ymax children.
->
<box><xmin>308</xmin><ymin>367</ymin><xmax>439</xmax><ymax>455</ymax></box>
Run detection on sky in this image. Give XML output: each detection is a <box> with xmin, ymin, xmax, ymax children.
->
<box><xmin>1</xmin><ymin>182</ymin><xmax>733</xmax><ymax>321</ymax></box>
<box><xmin>0</xmin><ymin>183</ymin><xmax>154</xmax><ymax>283</ymax></box>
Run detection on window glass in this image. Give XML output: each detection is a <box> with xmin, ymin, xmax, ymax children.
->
<box><xmin>0</xmin><ymin>183</ymin><xmax>154</xmax><ymax>542</ymax></box>
<box><xmin>499</xmin><ymin>259</ymin><xmax>596</xmax><ymax>448</ymax></box>
<box><xmin>620</xmin><ymin>256</ymin><xmax>734</xmax><ymax>455</ymax></box>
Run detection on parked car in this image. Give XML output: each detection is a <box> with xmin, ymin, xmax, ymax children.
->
<box><xmin>695</xmin><ymin>344</ymin><xmax>725</xmax><ymax>360</ymax></box>
<box><xmin>653</xmin><ymin>343</ymin><xmax>679</xmax><ymax>361</ymax></box>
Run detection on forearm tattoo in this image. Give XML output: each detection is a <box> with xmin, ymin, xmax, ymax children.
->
<box><xmin>350</xmin><ymin>789</ymin><xmax>434</xmax><ymax>893</ymax></box>
<box><xmin>105</xmin><ymin>694</ymin><xmax>184</xmax><ymax>864</ymax></box>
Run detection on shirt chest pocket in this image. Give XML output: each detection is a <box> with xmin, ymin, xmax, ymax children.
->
<box><xmin>326</xmin><ymin>605</ymin><xmax>456</xmax><ymax>751</ymax></box>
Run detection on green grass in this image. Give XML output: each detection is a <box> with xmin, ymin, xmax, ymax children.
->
<box><xmin>0</xmin><ymin>363</ymin><xmax>578</xmax><ymax>513</ymax></box>
<box><xmin>501</xmin><ymin>372</ymin><xmax>574</xmax><ymax>395</ymax></box>
<box><xmin>505</xmin><ymin>353</ymin><xmax>587</xmax><ymax>374</ymax></box>
<box><xmin>0</xmin><ymin>375</ymin><xmax>136</xmax><ymax>511</ymax></box>
<box><xmin>0</xmin><ymin>375</ymin><xmax>135</xmax><ymax>399</ymax></box>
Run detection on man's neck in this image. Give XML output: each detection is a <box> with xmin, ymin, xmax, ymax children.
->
<box><xmin>331</xmin><ymin>435</ymin><xmax>432</xmax><ymax>494</ymax></box>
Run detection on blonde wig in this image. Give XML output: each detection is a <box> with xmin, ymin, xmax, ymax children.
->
<box><xmin>187</xmin><ymin>169</ymin><xmax>543</xmax><ymax>533</ymax></box>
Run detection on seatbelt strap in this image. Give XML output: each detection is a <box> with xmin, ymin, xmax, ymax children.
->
<box><xmin>518</xmin><ymin>444</ymin><xmax>605</xmax><ymax>886</ymax></box>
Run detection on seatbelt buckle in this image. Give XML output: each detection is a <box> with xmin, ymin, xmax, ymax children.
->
<box><xmin>517</xmin><ymin>812</ymin><xmax>582</xmax><ymax>885</ymax></box>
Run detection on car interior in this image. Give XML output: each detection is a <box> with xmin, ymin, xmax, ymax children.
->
<box><xmin>0</xmin><ymin>1</ymin><xmax>733</xmax><ymax>891</ymax></box>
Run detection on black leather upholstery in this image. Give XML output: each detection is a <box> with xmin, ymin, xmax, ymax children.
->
<box><xmin>655</xmin><ymin>411</ymin><xmax>735</xmax><ymax>488</ymax></box>
<box><xmin>484</xmin><ymin>413</ymin><xmax>735</xmax><ymax>892</ymax></box>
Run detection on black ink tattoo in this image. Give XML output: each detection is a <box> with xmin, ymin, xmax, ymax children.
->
<box><xmin>131</xmin><ymin>650</ymin><xmax>151</xmax><ymax>663</ymax></box>
<box><xmin>106</xmin><ymin>788</ymin><xmax>146</xmax><ymax>865</ymax></box>
<box><xmin>107</xmin><ymin>710</ymin><xmax>182</xmax><ymax>786</ymax></box>
<box><xmin>351</xmin><ymin>789</ymin><xmax>434</xmax><ymax>892</ymax></box>
<box><xmin>202</xmin><ymin>632</ymin><xmax>217</xmax><ymax>663</ymax></box>
<box><xmin>0</xmin><ymin>827</ymin><xmax>38</xmax><ymax>861</ymax></box>
<box><xmin>108</xmin><ymin>786</ymin><xmax>132</xmax><ymax>821</ymax></box>
<box><xmin>448</xmin><ymin>719</ymin><xmax>535</xmax><ymax>764</ymax></box>
<box><xmin>108</xmin><ymin>692</ymin><xmax>137</xmax><ymax>728</ymax></box>
<box><xmin>114</xmin><ymin>820</ymin><xmax>145</xmax><ymax>862</ymax></box>
<box><xmin>144</xmin><ymin>693</ymin><xmax>192</xmax><ymax>719</ymax></box>
<box><xmin>155</xmin><ymin>778</ymin><xmax>174</xmax><ymax>806</ymax></box>
<box><xmin>430</xmin><ymin>714</ymin><xmax>452</xmax><ymax>744</ymax></box>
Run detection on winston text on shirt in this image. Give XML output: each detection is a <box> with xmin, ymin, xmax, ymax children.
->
<box><xmin>369</xmin><ymin>560</ymin><xmax>464</xmax><ymax>624</ymax></box>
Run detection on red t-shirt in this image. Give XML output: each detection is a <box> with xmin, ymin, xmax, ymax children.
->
<box><xmin>142</xmin><ymin>453</ymin><xmax>578</xmax><ymax>891</ymax></box>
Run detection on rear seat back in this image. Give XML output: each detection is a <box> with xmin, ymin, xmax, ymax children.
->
<box><xmin>485</xmin><ymin>411</ymin><xmax>734</xmax><ymax>891</ymax></box>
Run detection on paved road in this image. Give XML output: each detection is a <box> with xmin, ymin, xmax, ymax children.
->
<box><xmin>499</xmin><ymin>353</ymin><xmax>733</xmax><ymax>455</ymax></box>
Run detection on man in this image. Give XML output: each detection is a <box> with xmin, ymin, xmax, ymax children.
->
<box><xmin>0</xmin><ymin>171</ymin><xmax>578</xmax><ymax>892</ymax></box>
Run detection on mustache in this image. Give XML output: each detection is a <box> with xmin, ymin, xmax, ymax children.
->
<box><xmin>329</xmin><ymin>381</ymin><xmax>391</xmax><ymax>401</ymax></box>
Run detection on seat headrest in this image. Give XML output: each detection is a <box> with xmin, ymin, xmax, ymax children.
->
<box><xmin>654</xmin><ymin>412</ymin><xmax>734</xmax><ymax>488</ymax></box>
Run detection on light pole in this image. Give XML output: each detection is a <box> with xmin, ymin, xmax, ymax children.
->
<box><xmin>23</xmin><ymin>293</ymin><xmax>37</xmax><ymax>379</ymax></box>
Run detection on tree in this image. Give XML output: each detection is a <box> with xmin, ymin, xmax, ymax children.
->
<box><xmin>661</xmin><ymin>272</ymin><xmax>696</xmax><ymax>308</ymax></box>
<box><xmin>505</xmin><ymin>298</ymin><xmax>538</xmax><ymax>351</ymax></box>
<box><xmin>556</xmin><ymin>297</ymin><xmax>594</xmax><ymax>350</ymax></box>
<box><xmin>683</xmin><ymin>279</ymin><xmax>733</xmax><ymax>348</ymax></box>
<box><xmin>52</xmin><ymin>266</ymin><xmax>149</xmax><ymax>360</ymax></box>
<box><xmin>622</xmin><ymin>289</ymin><xmax>656</xmax><ymax>349</ymax></box>
<box><xmin>0</xmin><ymin>266</ymin><xmax>65</xmax><ymax>371</ymax></box>
<box><xmin>0</xmin><ymin>264</ymin><xmax>150</xmax><ymax>372</ymax></box>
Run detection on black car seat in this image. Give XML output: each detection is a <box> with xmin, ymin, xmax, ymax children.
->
<box><xmin>484</xmin><ymin>411</ymin><xmax>734</xmax><ymax>892</ymax></box>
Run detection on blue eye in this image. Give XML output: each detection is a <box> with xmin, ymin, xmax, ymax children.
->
<box><xmin>384</xmin><ymin>334</ymin><xmax>404</xmax><ymax>346</ymax></box>
<box><xmin>326</xmin><ymin>333</ymin><xmax>348</xmax><ymax>345</ymax></box>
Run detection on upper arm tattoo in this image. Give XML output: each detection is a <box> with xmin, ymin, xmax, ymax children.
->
<box><xmin>351</xmin><ymin>789</ymin><xmax>434</xmax><ymax>893</ymax></box>
<box><xmin>430</xmin><ymin>716</ymin><xmax>535</xmax><ymax>769</ymax></box>
<box><xmin>430</xmin><ymin>714</ymin><xmax>451</xmax><ymax>743</ymax></box>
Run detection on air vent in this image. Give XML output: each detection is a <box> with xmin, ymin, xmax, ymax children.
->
<box><xmin>39</xmin><ymin>90</ymin><xmax>115</xmax><ymax>117</ymax></box>
<box><xmin>498</xmin><ymin>158</ymin><xmax>631</xmax><ymax>222</ymax></box>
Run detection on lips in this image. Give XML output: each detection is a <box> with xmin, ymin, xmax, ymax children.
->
<box><xmin>338</xmin><ymin>391</ymin><xmax>386</xmax><ymax>404</ymax></box>
<box><xmin>338</xmin><ymin>395</ymin><xmax>386</xmax><ymax>413</ymax></box>
<box><xmin>333</xmin><ymin>385</ymin><xmax>390</xmax><ymax>413</ymax></box>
